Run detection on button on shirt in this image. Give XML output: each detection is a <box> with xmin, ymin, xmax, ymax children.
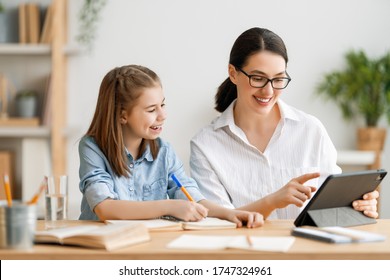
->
<box><xmin>190</xmin><ymin>99</ymin><xmax>341</xmax><ymax>220</ymax></box>
<box><xmin>79</xmin><ymin>136</ymin><xmax>205</xmax><ymax>220</ymax></box>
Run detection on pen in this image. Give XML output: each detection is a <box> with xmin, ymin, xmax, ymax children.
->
<box><xmin>171</xmin><ymin>174</ymin><xmax>195</xmax><ymax>202</ymax></box>
<box><xmin>3</xmin><ymin>174</ymin><xmax>12</xmax><ymax>207</ymax></box>
<box><xmin>27</xmin><ymin>177</ymin><xmax>48</xmax><ymax>205</ymax></box>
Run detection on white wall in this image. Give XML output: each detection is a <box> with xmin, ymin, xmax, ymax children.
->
<box><xmin>66</xmin><ymin>0</ymin><xmax>390</xmax><ymax>219</ymax></box>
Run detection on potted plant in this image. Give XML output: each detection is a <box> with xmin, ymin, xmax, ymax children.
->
<box><xmin>76</xmin><ymin>0</ymin><xmax>107</xmax><ymax>51</ymax></box>
<box><xmin>15</xmin><ymin>90</ymin><xmax>39</xmax><ymax>118</ymax></box>
<box><xmin>316</xmin><ymin>50</ymin><xmax>390</xmax><ymax>152</ymax></box>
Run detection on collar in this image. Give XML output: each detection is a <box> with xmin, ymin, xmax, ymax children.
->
<box><xmin>277</xmin><ymin>99</ymin><xmax>301</xmax><ymax>122</ymax></box>
<box><xmin>213</xmin><ymin>98</ymin><xmax>300</xmax><ymax>131</ymax></box>
<box><xmin>125</xmin><ymin>141</ymin><xmax>154</xmax><ymax>163</ymax></box>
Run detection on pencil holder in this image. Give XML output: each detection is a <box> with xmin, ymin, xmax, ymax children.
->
<box><xmin>0</xmin><ymin>201</ymin><xmax>37</xmax><ymax>249</ymax></box>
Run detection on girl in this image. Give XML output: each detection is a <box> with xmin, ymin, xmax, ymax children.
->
<box><xmin>78</xmin><ymin>64</ymin><xmax>263</xmax><ymax>228</ymax></box>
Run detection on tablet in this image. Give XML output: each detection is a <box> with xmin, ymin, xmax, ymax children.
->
<box><xmin>294</xmin><ymin>169</ymin><xmax>387</xmax><ymax>227</ymax></box>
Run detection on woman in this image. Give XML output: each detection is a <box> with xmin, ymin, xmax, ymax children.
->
<box><xmin>190</xmin><ymin>27</ymin><xmax>379</xmax><ymax>220</ymax></box>
<box><xmin>78</xmin><ymin>64</ymin><xmax>263</xmax><ymax>228</ymax></box>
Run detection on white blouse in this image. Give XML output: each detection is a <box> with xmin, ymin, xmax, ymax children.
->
<box><xmin>190</xmin><ymin>99</ymin><xmax>341</xmax><ymax>219</ymax></box>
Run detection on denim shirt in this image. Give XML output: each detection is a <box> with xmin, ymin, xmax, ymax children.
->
<box><xmin>78</xmin><ymin>136</ymin><xmax>205</xmax><ymax>220</ymax></box>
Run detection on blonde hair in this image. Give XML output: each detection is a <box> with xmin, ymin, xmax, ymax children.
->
<box><xmin>86</xmin><ymin>65</ymin><xmax>161</xmax><ymax>177</ymax></box>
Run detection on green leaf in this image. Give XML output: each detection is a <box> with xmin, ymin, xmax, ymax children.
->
<box><xmin>316</xmin><ymin>50</ymin><xmax>390</xmax><ymax>127</ymax></box>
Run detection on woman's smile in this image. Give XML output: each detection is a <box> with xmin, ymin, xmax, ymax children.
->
<box><xmin>253</xmin><ymin>95</ymin><xmax>273</xmax><ymax>104</ymax></box>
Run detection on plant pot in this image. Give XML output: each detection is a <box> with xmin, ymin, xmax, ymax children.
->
<box><xmin>357</xmin><ymin>127</ymin><xmax>387</xmax><ymax>151</ymax></box>
<box><xmin>16</xmin><ymin>96</ymin><xmax>38</xmax><ymax>118</ymax></box>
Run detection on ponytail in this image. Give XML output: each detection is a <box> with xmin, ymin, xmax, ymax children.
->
<box><xmin>214</xmin><ymin>77</ymin><xmax>237</xmax><ymax>112</ymax></box>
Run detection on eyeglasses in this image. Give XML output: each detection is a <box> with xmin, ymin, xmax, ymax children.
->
<box><xmin>236</xmin><ymin>67</ymin><xmax>291</xmax><ymax>89</ymax></box>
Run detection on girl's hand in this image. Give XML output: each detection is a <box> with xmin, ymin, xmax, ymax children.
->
<box><xmin>223</xmin><ymin>209</ymin><xmax>264</xmax><ymax>228</ymax></box>
<box><xmin>352</xmin><ymin>190</ymin><xmax>379</xmax><ymax>218</ymax></box>
<box><xmin>169</xmin><ymin>200</ymin><xmax>209</xmax><ymax>221</ymax></box>
<box><xmin>271</xmin><ymin>172</ymin><xmax>319</xmax><ymax>209</ymax></box>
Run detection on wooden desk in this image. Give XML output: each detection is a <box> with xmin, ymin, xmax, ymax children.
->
<box><xmin>1</xmin><ymin>220</ymin><xmax>390</xmax><ymax>260</ymax></box>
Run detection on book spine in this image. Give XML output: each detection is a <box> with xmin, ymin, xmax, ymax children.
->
<box><xmin>18</xmin><ymin>4</ymin><xmax>27</xmax><ymax>44</ymax></box>
<box><xmin>27</xmin><ymin>3</ymin><xmax>41</xmax><ymax>44</ymax></box>
<box><xmin>40</xmin><ymin>4</ymin><xmax>53</xmax><ymax>44</ymax></box>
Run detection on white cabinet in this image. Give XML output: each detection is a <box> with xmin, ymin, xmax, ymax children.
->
<box><xmin>337</xmin><ymin>150</ymin><xmax>377</xmax><ymax>170</ymax></box>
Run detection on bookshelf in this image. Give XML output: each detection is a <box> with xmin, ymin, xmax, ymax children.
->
<box><xmin>0</xmin><ymin>0</ymin><xmax>68</xmax><ymax>208</ymax></box>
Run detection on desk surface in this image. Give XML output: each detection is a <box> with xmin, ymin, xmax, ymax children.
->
<box><xmin>1</xmin><ymin>219</ymin><xmax>390</xmax><ymax>260</ymax></box>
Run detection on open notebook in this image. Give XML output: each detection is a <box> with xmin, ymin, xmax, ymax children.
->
<box><xmin>166</xmin><ymin>235</ymin><xmax>295</xmax><ymax>252</ymax></box>
<box><xmin>105</xmin><ymin>217</ymin><xmax>237</xmax><ymax>231</ymax></box>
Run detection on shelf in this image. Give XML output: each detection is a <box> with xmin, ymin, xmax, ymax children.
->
<box><xmin>0</xmin><ymin>43</ymin><xmax>81</xmax><ymax>55</ymax></box>
<box><xmin>0</xmin><ymin>44</ymin><xmax>51</xmax><ymax>55</ymax></box>
<box><xmin>0</xmin><ymin>126</ymin><xmax>50</xmax><ymax>138</ymax></box>
<box><xmin>0</xmin><ymin>117</ymin><xmax>40</xmax><ymax>127</ymax></box>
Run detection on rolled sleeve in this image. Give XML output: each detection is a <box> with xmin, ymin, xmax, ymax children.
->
<box><xmin>84</xmin><ymin>182</ymin><xmax>115</xmax><ymax>211</ymax></box>
<box><xmin>79</xmin><ymin>136</ymin><xmax>117</xmax><ymax>219</ymax></box>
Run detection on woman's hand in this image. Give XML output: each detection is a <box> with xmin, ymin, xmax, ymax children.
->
<box><xmin>270</xmin><ymin>173</ymin><xmax>320</xmax><ymax>209</ymax></box>
<box><xmin>223</xmin><ymin>209</ymin><xmax>264</xmax><ymax>228</ymax></box>
<box><xmin>168</xmin><ymin>200</ymin><xmax>209</xmax><ymax>222</ymax></box>
<box><xmin>352</xmin><ymin>190</ymin><xmax>379</xmax><ymax>218</ymax></box>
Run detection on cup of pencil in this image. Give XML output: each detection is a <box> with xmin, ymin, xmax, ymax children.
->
<box><xmin>0</xmin><ymin>174</ymin><xmax>39</xmax><ymax>250</ymax></box>
<box><xmin>0</xmin><ymin>201</ymin><xmax>37</xmax><ymax>249</ymax></box>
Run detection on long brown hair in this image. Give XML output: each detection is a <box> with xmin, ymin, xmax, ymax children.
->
<box><xmin>86</xmin><ymin>65</ymin><xmax>161</xmax><ymax>177</ymax></box>
<box><xmin>215</xmin><ymin>27</ymin><xmax>289</xmax><ymax>112</ymax></box>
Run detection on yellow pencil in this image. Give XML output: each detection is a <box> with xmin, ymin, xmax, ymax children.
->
<box><xmin>179</xmin><ymin>186</ymin><xmax>195</xmax><ymax>202</ymax></box>
<box><xmin>3</xmin><ymin>174</ymin><xmax>12</xmax><ymax>207</ymax></box>
<box><xmin>27</xmin><ymin>177</ymin><xmax>48</xmax><ymax>205</ymax></box>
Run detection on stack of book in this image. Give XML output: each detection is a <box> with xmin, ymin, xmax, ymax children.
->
<box><xmin>18</xmin><ymin>2</ymin><xmax>53</xmax><ymax>44</ymax></box>
<box><xmin>35</xmin><ymin>223</ymin><xmax>151</xmax><ymax>251</ymax></box>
